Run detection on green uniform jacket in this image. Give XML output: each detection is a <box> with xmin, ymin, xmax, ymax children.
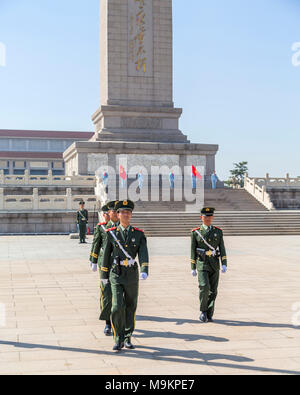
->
<box><xmin>100</xmin><ymin>225</ymin><xmax>149</xmax><ymax>280</ymax></box>
<box><xmin>191</xmin><ymin>225</ymin><xmax>227</xmax><ymax>271</ymax></box>
<box><xmin>90</xmin><ymin>220</ymin><xmax>119</xmax><ymax>266</ymax></box>
<box><xmin>77</xmin><ymin>209</ymin><xmax>88</xmax><ymax>225</ymax></box>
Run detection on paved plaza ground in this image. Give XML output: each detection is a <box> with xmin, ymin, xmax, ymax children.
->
<box><xmin>0</xmin><ymin>234</ymin><xmax>300</xmax><ymax>375</ymax></box>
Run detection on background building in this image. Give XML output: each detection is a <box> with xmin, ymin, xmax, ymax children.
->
<box><xmin>0</xmin><ymin>130</ymin><xmax>93</xmax><ymax>176</ymax></box>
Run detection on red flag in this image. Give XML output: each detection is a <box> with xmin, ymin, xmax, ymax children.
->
<box><xmin>120</xmin><ymin>165</ymin><xmax>127</xmax><ymax>181</ymax></box>
<box><xmin>192</xmin><ymin>165</ymin><xmax>202</xmax><ymax>180</ymax></box>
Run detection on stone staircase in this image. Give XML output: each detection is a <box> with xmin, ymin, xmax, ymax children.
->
<box><xmin>204</xmin><ymin>189</ymin><xmax>267</xmax><ymax>211</ymax></box>
<box><xmin>108</xmin><ymin>178</ymin><xmax>267</xmax><ymax>212</ymax></box>
<box><xmin>131</xmin><ymin>211</ymin><xmax>300</xmax><ymax>237</ymax></box>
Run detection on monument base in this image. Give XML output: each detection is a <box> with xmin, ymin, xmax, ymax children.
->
<box><xmin>90</xmin><ymin>105</ymin><xmax>189</xmax><ymax>144</ymax></box>
<box><xmin>63</xmin><ymin>140</ymin><xmax>219</xmax><ymax>181</ymax></box>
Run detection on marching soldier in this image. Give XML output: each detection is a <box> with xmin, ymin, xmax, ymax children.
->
<box><xmin>191</xmin><ymin>207</ymin><xmax>227</xmax><ymax>323</ymax></box>
<box><xmin>77</xmin><ymin>201</ymin><xmax>89</xmax><ymax>244</ymax></box>
<box><xmin>100</xmin><ymin>200</ymin><xmax>149</xmax><ymax>352</ymax></box>
<box><xmin>89</xmin><ymin>201</ymin><xmax>119</xmax><ymax>336</ymax></box>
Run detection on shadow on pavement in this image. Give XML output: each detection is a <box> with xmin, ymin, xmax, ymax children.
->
<box><xmin>0</xmin><ymin>340</ymin><xmax>299</xmax><ymax>375</ymax></box>
<box><xmin>134</xmin><ymin>328</ymin><xmax>229</xmax><ymax>343</ymax></box>
<box><xmin>137</xmin><ymin>315</ymin><xmax>299</xmax><ymax>330</ymax></box>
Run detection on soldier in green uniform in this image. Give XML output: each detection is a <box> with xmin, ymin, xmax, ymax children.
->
<box><xmin>89</xmin><ymin>201</ymin><xmax>119</xmax><ymax>336</ymax></box>
<box><xmin>100</xmin><ymin>200</ymin><xmax>149</xmax><ymax>352</ymax></box>
<box><xmin>77</xmin><ymin>201</ymin><xmax>89</xmax><ymax>244</ymax></box>
<box><xmin>191</xmin><ymin>207</ymin><xmax>228</xmax><ymax>323</ymax></box>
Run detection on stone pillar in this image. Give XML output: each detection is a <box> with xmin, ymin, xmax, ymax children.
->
<box><xmin>24</xmin><ymin>169</ymin><xmax>29</xmax><ymax>184</ymax></box>
<box><xmin>0</xmin><ymin>188</ymin><xmax>4</xmax><ymax>210</ymax></box>
<box><xmin>92</xmin><ymin>0</ymin><xmax>188</xmax><ymax>144</ymax></box>
<box><xmin>66</xmin><ymin>188</ymin><xmax>72</xmax><ymax>210</ymax></box>
<box><xmin>33</xmin><ymin>188</ymin><xmax>39</xmax><ymax>210</ymax></box>
<box><xmin>0</xmin><ymin>170</ymin><xmax>4</xmax><ymax>185</ymax></box>
<box><xmin>48</xmin><ymin>169</ymin><xmax>53</xmax><ymax>184</ymax></box>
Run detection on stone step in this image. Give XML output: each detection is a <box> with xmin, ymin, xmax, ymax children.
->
<box><xmin>130</xmin><ymin>211</ymin><xmax>300</xmax><ymax>236</ymax></box>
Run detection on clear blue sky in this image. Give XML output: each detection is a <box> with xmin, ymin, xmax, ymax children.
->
<box><xmin>0</xmin><ymin>0</ymin><xmax>299</xmax><ymax>180</ymax></box>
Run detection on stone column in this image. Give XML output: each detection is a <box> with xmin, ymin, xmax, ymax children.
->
<box><xmin>33</xmin><ymin>188</ymin><xmax>39</xmax><ymax>210</ymax></box>
<box><xmin>0</xmin><ymin>170</ymin><xmax>4</xmax><ymax>185</ymax></box>
<box><xmin>92</xmin><ymin>0</ymin><xmax>188</xmax><ymax>144</ymax></box>
<box><xmin>66</xmin><ymin>188</ymin><xmax>72</xmax><ymax>210</ymax></box>
<box><xmin>48</xmin><ymin>169</ymin><xmax>53</xmax><ymax>184</ymax></box>
<box><xmin>0</xmin><ymin>188</ymin><xmax>4</xmax><ymax>210</ymax></box>
<box><xmin>24</xmin><ymin>169</ymin><xmax>29</xmax><ymax>184</ymax></box>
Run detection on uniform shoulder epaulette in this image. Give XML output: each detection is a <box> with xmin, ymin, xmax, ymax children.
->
<box><xmin>106</xmin><ymin>227</ymin><xmax>117</xmax><ymax>232</ymax></box>
<box><xmin>192</xmin><ymin>227</ymin><xmax>201</xmax><ymax>232</ymax></box>
<box><xmin>133</xmin><ymin>227</ymin><xmax>144</xmax><ymax>233</ymax></box>
<box><xmin>214</xmin><ymin>226</ymin><xmax>223</xmax><ymax>231</ymax></box>
<box><xmin>98</xmin><ymin>222</ymin><xmax>107</xmax><ymax>226</ymax></box>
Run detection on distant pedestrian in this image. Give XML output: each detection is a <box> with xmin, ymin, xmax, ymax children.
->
<box><xmin>102</xmin><ymin>172</ymin><xmax>109</xmax><ymax>189</ymax></box>
<box><xmin>120</xmin><ymin>166</ymin><xmax>127</xmax><ymax>189</ymax></box>
<box><xmin>138</xmin><ymin>171</ymin><xmax>144</xmax><ymax>190</ymax></box>
<box><xmin>211</xmin><ymin>171</ymin><xmax>218</xmax><ymax>190</ymax></box>
<box><xmin>169</xmin><ymin>172</ymin><xmax>175</xmax><ymax>189</ymax></box>
<box><xmin>77</xmin><ymin>201</ymin><xmax>88</xmax><ymax>244</ymax></box>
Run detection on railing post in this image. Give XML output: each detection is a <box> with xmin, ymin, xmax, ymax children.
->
<box><xmin>0</xmin><ymin>188</ymin><xmax>4</xmax><ymax>210</ymax></box>
<box><xmin>66</xmin><ymin>188</ymin><xmax>72</xmax><ymax>210</ymax></box>
<box><xmin>262</xmin><ymin>185</ymin><xmax>266</xmax><ymax>202</ymax></box>
<box><xmin>48</xmin><ymin>170</ymin><xmax>53</xmax><ymax>184</ymax></box>
<box><xmin>24</xmin><ymin>169</ymin><xmax>29</xmax><ymax>184</ymax></box>
<box><xmin>0</xmin><ymin>170</ymin><xmax>4</xmax><ymax>185</ymax></box>
<box><xmin>33</xmin><ymin>188</ymin><xmax>39</xmax><ymax>210</ymax></box>
<box><xmin>253</xmin><ymin>178</ymin><xmax>257</xmax><ymax>195</ymax></box>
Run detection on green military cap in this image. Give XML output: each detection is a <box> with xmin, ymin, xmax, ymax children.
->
<box><xmin>201</xmin><ymin>207</ymin><xmax>215</xmax><ymax>217</ymax></box>
<box><xmin>115</xmin><ymin>199</ymin><xmax>135</xmax><ymax>212</ymax></box>
<box><xmin>107</xmin><ymin>201</ymin><xmax>118</xmax><ymax>211</ymax></box>
<box><xmin>101</xmin><ymin>204</ymin><xmax>109</xmax><ymax>213</ymax></box>
<box><xmin>79</xmin><ymin>200</ymin><xmax>85</xmax><ymax>205</ymax></box>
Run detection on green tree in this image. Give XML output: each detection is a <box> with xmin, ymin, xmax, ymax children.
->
<box><xmin>225</xmin><ymin>162</ymin><xmax>248</xmax><ymax>188</ymax></box>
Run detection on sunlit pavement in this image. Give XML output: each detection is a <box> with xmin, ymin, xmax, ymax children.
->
<box><xmin>0</xmin><ymin>235</ymin><xmax>300</xmax><ymax>375</ymax></box>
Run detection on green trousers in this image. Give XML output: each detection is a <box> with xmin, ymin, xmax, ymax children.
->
<box><xmin>110</xmin><ymin>267</ymin><xmax>139</xmax><ymax>344</ymax></box>
<box><xmin>79</xmin><ymin>223</ymin><xmax>87</xmax><ymax>242</ymax></box>
<box><xmin>99</xmin><ymin>280</ymin><xmax>112</xmax><ymax>322</ymax></box>
<box><xmin>198</xmin><ymin>268</ymin><xmax>220</xmax><ymax>318</ymax></box>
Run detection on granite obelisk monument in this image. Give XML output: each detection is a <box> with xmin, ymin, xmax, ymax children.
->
<box><xmin>64</xmin><ymin>0</ymin><xmax>218</xmax><ymax>184</ymax></box>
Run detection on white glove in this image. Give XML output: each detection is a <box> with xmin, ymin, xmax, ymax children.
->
<box><xmin>101</xmin><ymin>279</ymin><xmax>109</xmax><ymax>286</ymax></box>
<box><xmin>222</xmin><ymin>265</ymin><xmax>227</xmax><ymax>274</ymax></box>
<box><xmin>91</xmin><ymin>264</ymin><xmax>98</xmax><ymax>272</ymax></box>
<box><xmin>140</xmin><ymin>273</ymin><xmax>148</xmax><ymax>281</ymax></box>
<box><xmin>191</xmin><ymin>270</ymin><xmax>197</xmax><ymax>277</ymax></box>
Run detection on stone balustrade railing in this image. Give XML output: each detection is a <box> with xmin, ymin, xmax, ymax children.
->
<box><xmin>247</xmin><ymin>173</ymin><xmax>300</xmax><ymax>189</ymax></box>
<box><xmin>244</xmin><ymin>176</ymin><xmax>275</xmax><ymax>210</ymax></box>
<box><xmin>0</xmin><ymin>170</ymin><xmax>96</xmax><ymax>187</ymax></box>
<box><xmin>0</xmin><ymin>188</ymin><xmax>98</xmax><ymax>211</ymax></box>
